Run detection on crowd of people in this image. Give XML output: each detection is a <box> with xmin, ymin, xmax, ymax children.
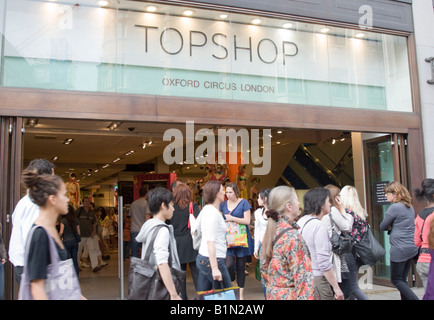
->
<box><xmin>131</xmin><ymin>177</ymin><xmax>434</xmax><ymax>301</ymax></box>
<box><xmin>1</xmin><ymin>158</ymin><xmax>434</xmax><ymax>300</ymax></box>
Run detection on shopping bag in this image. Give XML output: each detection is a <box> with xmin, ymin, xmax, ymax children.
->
<box><xmin>19</xmin><ymin>226</ymin><xmax>82</xmax><ymax>300</ymax></box>
<box><xmin>196</xmin><ymin>287</ymin><xmax>240</xmax><ymax>300</ymax></box>
<box><xmin>225</xmin><ymin>221</ymin><xmax>248</xmax><ymax>248</ymax></box>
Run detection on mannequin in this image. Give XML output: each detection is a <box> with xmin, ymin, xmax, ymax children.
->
<box><xmin>66</xmin><ymin>173</ymin><xmax>80</xmax><ymax>209</ymax></box>
<box><xmin>235</xmin><ymin>165</ymin><xmax>248</xmax><ymax>199</ymax></box>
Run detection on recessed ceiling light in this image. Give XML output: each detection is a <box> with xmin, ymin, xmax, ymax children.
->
<box><xmin>183</xmin><ymin>10</ymin><xmax>194</xmax><ymax>16</ymax></box>
<box><xmin>98</xmin><ymin>0</ymin><xmax>108</xmax><ymax>6</ymax></box>
<box><xmin>219</xmin><ymin>14</ymin><xmax>229</xmax><ymax>19</ymax></box>
<box><xmin>251</xmin><ymin>18</ymin><xmax>262</xmax><ymax>25</ymax></box>
<box><xmin>320</xmin><ymin>27</ymin><xmax>330</xmax><ymax>33</ymax></box>
<box><xmin>146</xmin><ymin>5</ymin><xmax>157</xmax><ymax>12</ymax></box>
<box><xmin>63</xmin><ymin>138</ymin><xmax>74</xmax><ymax>145</ymax></box>
<box><xmin>282</xmin><ymin>22</ymin><xmax>293</xmax><ymax>29</ymax></box>
<box><xmin>355</xmin><ymin>32</ymin><xmax>365</xmax><ymax>38</ymax></box>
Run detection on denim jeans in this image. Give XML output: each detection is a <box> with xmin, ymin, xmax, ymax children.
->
<box><xmin>340</xmin><ymin>252</ymin><xmax>369</xmax><ymax>300</ymax></box>
<box><xmin>391</xmin><ymin>258</ymin><xmax>419</xmax><ymax>300</ymax></box>
<box><xmin>64</xmin><ymin>239</ymin><xmax>79</xmax><ymax>276</ymax></box>
<box><xmin>196</xmin><ymin>254</ymin><xmax>232</xmax><ymax>292</ymax></box>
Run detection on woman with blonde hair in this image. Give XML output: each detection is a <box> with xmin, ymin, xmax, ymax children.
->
<box><xmin>322</xmin><ymin>185</ymin><xmax>353</xmax><ymax>285</ymax></box>
<box><xmin>380</xmin><ymin>181</ymin><xmax>419</xmax><ymax>300</ymax></box>
<box><xmin>260</xmin><ymin>186</ymin><xmax>317</xmax><ymax>300</ymax></box>
<box><xmin>339</xmin><ymin>185</ymin><xmax>369</xmax><ymax>300</ymax></box>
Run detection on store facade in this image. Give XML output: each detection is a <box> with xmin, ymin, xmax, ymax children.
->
<box><xmin>0</xmin><ymin>0</ymin><xmax>426</xmax><ymax>299</ymax></box>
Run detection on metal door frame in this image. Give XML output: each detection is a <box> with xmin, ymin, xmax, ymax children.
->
<box><xmin>0</xmin><ymin>117</ymin><xmax>24</xmax><ymax>300</ymax></box>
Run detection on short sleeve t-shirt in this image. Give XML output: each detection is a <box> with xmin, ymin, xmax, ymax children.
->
<box><xmin>76</xmin><ymin>207</ymin><xmax>96</xmax><ymax>237</ymax></box>
<box><xmin>27</xmin><ymin>226</ymin><xmax>68</xmax><ymax>281</ymax></box>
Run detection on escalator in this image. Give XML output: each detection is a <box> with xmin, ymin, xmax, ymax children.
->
<box><xmin>280</xmin><ymin>142</ymin><xmax>354</xmax><ymax>189</ymax></box>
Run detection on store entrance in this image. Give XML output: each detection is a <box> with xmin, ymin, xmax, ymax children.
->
<box><xmin>3</xmin><ymin>116</ymin><xmax>409</xmax><ymax>299</ymax></box>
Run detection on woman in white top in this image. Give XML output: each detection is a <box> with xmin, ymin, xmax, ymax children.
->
<box><xmin>254</xmin><ymin>188</ymin><xmax>271</xmax><ymax>258</ymax></box>
<box><xmin>196</xmin><ymin>180</ymin><xmax>232</xmax><ymax>292</ymax></box>
<box><xmin>254</xmin><ymin>188</ymin><xmax>271</xmax><ymax>298</ymax></box>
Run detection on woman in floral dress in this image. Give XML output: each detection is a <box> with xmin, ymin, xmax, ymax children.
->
<box><xmin>260</xmin><ymin>186</ymin><xmax>318</xmax><ymax>300</ymax></box>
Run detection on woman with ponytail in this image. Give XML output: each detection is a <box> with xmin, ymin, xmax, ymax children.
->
<box><xmin>21</xmin><ymin>169</ymin><xmax>85</xmax><ymax>300</ymax></box>
<box><xmin>259</xmin><ymin>186</ymin><xmax>317</xmax><ymax>300</ymax></box>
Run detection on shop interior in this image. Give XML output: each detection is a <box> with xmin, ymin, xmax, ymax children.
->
<box><xmin>21</xmin><ymin>117</ymin><xmax>355</xmax><ymax>299</ymax></box>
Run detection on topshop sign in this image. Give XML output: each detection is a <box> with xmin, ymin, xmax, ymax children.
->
<box><xmin>134</xmin><ymin>25</ymin><xmax>299</xmax><ymax>65</ymax></box>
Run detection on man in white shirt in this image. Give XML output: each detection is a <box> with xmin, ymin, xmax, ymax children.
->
<box><xmin>8</xmin><ymin>159</ymin><xmax>55</xmax><ymax>284</ymax></box>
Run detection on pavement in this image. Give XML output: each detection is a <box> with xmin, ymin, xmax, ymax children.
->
<box><xmin>77</xmin><ymin>255</ymin><xmax>428</xmax><ymax>300</ymax></box>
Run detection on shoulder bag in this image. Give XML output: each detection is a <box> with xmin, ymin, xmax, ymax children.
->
<box><xmin>127</xmin><ymin>225</ymin><xmax>186</xmax><ymax>300</ymax></box>
<box><xmin>352</xmin><ymin>224</ymin><xmax>385</xmax><ymax>266</ymax></box>
<box><xmin>329</xmin><ymin>214</ymin><xmax>353</xmax><ymax>256</ymax></box>
<box><xmin>19</xmin><ymin>225</ymin><xmax>82</xmax><ymax>300</ymax></box>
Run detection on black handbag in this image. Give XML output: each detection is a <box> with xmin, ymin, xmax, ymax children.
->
<box><xmin>352</xmin><ymin>224</ymin><xmax>385</xmax><ymax>266</ymax></box>
<box><xmin>127</xmin><ymin>225</ymin><xmax>186</xmax><ymax>300</ymax></box>
<box><xmin>329</xmin><ymin>214</ymin><xmax>353</xmax><ymax>256</ymax></box>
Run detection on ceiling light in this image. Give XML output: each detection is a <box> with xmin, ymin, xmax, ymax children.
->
<box><xmin>282</xmin><ymin>22</ymin><xmax>293</xmax><ymax>29</ymax></box>
<box><xmin>63</xmin><ymin>138</ymin><xmax>74</xmax><ymax>145</ymax></box>
<box><xmin>355</xmin><ymin>32</ymin><xmax>365</xmax><ymax>38</ymax></box>
<box><xmin>102</xmin><ymin>164</ymin><xmax>110</xmax><ymax>168</ymax></box>
<box><xmin>26</xmin><ymin>118</ymin><xmax>39</xmax><ymax>128</ymax></box>
<box><xmin>107</xmin><ymin>121</ymin><xmax>122</xmax><ymax>131</ymax></box>
<box><xmin>251</xmin><ymin>18</ymin><xmax>261</xmax><ymax>25</ymax></box>
<box><xmin>320</xmin><ymin>27</ymin><xmax>330</xmax><ymax>33</ymax></box>
<box><xmin>183</xmin><ymin>10</ymin><xmax>194</xmax><ymax>16</ymax></box>
<box><xmin>52</xmin><ymin>156</ymin><xmax>59</xmax><ymax>161</ymax></box>
<box><xmin>219</xmin><ymin>14</ymin><xmax>229</xmax><ymax>19</ymax></box>
<box><xmin>98</xmin><ymin>0</ymin><xmax>108</xmax><ymax>6</ymax></box>
<box><xmin>146</xmin><ymin>5</ymin><xmax>157</xmax><ymax>12</ymax></box>
<box><xmin>277</xmin><ymin>130</ymin><xmax>283</xmax><ymax>134</ymax></box>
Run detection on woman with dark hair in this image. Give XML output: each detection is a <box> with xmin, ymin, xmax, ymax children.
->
<box><xmin>136</xmin><ymin>187</ymin><xmax>182</xmax><ymax>300</ymax></box>
<box><xmin>21</xmin><ymin>169</ymin><xmax>85</xmax><ymax>300</ymax></box>
<box><xmin>220</xmin><ymin>182</ymin><xmax>252</xmax><ymax>300</ymax></box>
<box><xmin>59</xmin><ymin>205</ymin><xmax>81</xmax><ymax>276</ymax></box>
<box><xmin>170</xmin><ymin>184</ymin><xmax>200</xmax><ymax>299</ymax></box>
<box><xmin>297</xmin><ymin>188</ymin><xmax>344</xmax><ymax>300</ymax></box>
<box><xmin>99</xmin><ymin>207</ymin><xmax>111</xmax><ymax>260</ymax></box>
<box><xmin>380</xmin><ymin>181</ymin><xmax>419</xmax><ymax>300</ymax></box>
<box><xmin>196</xmin><ymin>180</ymin><xmax>232</xmax><ymax>292</ymax></box>
<box><xmin>414</xmin><ymin>179</ymin><xmax>434</xmax><ymax>289</ymax></box>
<box><xmin>260</xmin><ymin>186</ymin><xmax>317</xmax><ymax>300</ymax></box>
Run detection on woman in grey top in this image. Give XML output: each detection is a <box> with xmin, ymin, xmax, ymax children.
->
<box><xmin>380</xmin><ymin>181</ymin><xmax>419</xmax><ymax>300</ymax></box>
